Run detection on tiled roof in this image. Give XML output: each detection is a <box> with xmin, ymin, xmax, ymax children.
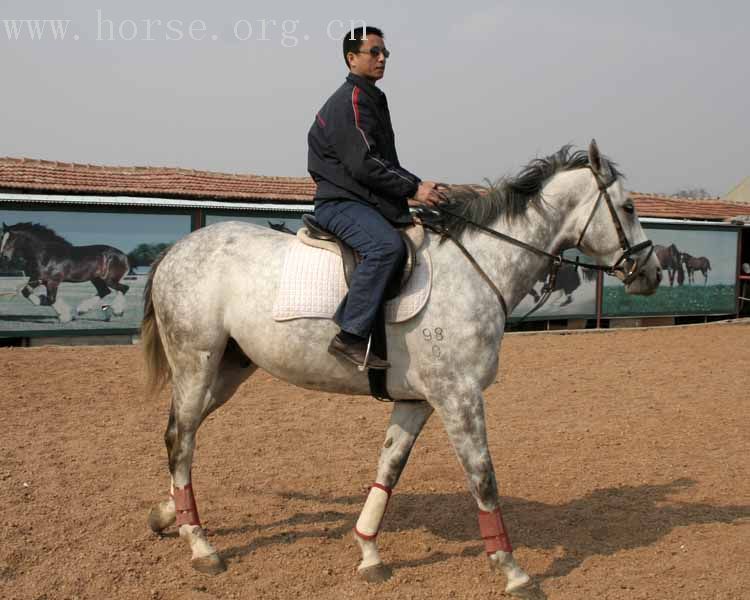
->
<box><xmin>0</xmin><ymin>157</ymin><xmax>316</xmax><ymax>202</ymax></box>
<box><xmin>1</xmin><ymin>157</ymin><xmax>749</xmax><ymax>221</ymax></box>
<box><xmin>630</xmin><ymin>192</ymin><xmax>750</xmax><ymax>221</ymax></box>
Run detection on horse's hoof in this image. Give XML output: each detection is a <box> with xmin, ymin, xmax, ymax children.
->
<box><xmin>505</xmin><ymin>580</ymin><xmax>546</xmax><ymax>600</ymax></box>
<box><xmin>191</xmin><ymin>553</ymin><xmax>227</xmax><ymax>575</ymax></box>
<box><xmin>147</xmin><ymin>503</ymin><xmax>176</xmax><ymax>533</ymax></box>
<box><xmin>358</xmin><ymin>562</ymin><xmax>392</xmax><ymax>583</ymax></box>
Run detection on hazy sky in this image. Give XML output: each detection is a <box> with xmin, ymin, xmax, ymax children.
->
<box><xmin>2</xmin><ymin>1</ymin><xmax>748</xmax><ymax>196</ymax></box>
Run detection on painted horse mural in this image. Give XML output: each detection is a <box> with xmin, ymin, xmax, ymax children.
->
<box><xmin>681</xmin><ymin>252</ymin><xmax>712</xmax><ymax>285</ymax></box>
<box><xmin>141</xmin><ymin>142</ymin><xmax>661</xmax><ymax>598</ymax></box>
<box><xmin>654</xmin><ymin>243</ymin><xmax>685</xmax><ymax>286</ymax></box>
<box><xmin>526</xmin><ymin>262</ymin><xmax>598</xmax><ymax>308</ymax></box>
<box><xmin>0</xmin><ymin>222</ymin><xmax>130</xmax><ymax>322</ymax></box>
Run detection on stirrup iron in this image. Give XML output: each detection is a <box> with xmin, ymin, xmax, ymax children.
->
<box><xmin>358</xmin><ymin>334</ymin><xmax>373</xmax><ymax>372</ymax></box>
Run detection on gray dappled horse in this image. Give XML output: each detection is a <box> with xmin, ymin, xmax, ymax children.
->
<box><xmin>142</xmin><ymin>142</ymin><xmax>661</xmax><ymax>598</ymax></box>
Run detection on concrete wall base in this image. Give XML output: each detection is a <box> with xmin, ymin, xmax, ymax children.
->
<box><xmin>28</xmin><ymin>335</ymin><xmax>137</xmax><ymax>347</ymax></box>
<box><xmin>609</xmin><ymin>316</ymin><xmax>675</xmax><ymax>329</ymax></box>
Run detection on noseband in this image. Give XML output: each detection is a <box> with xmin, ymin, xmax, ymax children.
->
<box><xmin>424</xmin><ymin>167</ymin><xmax>655</xmax><ymax>319</ymax></box>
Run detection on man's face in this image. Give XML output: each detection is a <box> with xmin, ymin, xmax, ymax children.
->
<box><xmin>348</xmin><ymin>34</ymin><xmax>388</xmax><ymax>82</ymax></box>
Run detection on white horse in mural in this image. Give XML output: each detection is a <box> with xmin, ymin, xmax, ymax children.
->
<box><xmin>141</xmin><ymin>142</ymin><xmax>661</xmax><ymax>598</ymax></box>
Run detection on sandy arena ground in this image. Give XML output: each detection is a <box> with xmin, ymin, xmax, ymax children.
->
<box><xmin>1</xmin><ymin>322</ymin><xmax>749</xmax><ymax>600</ymax></box>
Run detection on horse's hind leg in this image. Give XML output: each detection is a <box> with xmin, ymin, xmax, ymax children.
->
<box><xmin>76</xmin><ymin>278</ymin><xmax>110</xmax><ymax>316</ymax></box>
<box><xmin>353</xmin><ymin>401</ymin><xmax>433</xmax><ymax>582</ymax></box>
<box><xmin>148</xmin><ymin>338</ymin><xmax>256</xmax><ymax>574</ymax></box>
<box><xmin>436</xmin><ymin>390</ymin><xmax>541</xmax><ymax>599</ymax></box>
<box><xmin>107</xmin><ymin>280</ymin><xmax>129</xmax><ymax>316</ymax></box>
<box><xmin>149</xmin><ymin>339</ymin><xmax>255</xmax><ymax>534</ymax></box>
<box><xmin>104</xmin><ymin>254</ymin><xmax>130</xmax><ymax>315</ymax></box>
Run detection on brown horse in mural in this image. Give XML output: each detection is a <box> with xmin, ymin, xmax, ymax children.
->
<box><xmin>682</xmin><ymin>252</ymin><xmax>712</xmax><ymax>285</ymax></box>
<box><xmin>0</xmin><ymin>222</ymin><xmax>130</xmax><ymax>322</ymax></box>
<box><xmin>654</xmin><ymin>243</ymin><xmax>684</xmax><ymax>286</ymax></box>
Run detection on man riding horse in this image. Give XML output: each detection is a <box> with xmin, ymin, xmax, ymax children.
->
<box><xmin>307</xmin><ymin>25</ymin><xmax>442</xmax><ymax>369</ymax></box>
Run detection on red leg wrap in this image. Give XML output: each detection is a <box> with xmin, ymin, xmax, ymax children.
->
<box><xmin>478</xmin><ymin>508</ymin><xmax>512</xmax><ymax>554</ymax></box>
<box><xmin>173</xmin><ymin>482</ymin><xmax>201</xmax><ymax>527</ymax></box>
<box><xmin>371</xmin><ymin>482</ymin><xmax>393</xmax><ymax>496</ymax></box>
<box><xmin>353</xmin><ymin>483</ymin><xmax>392</xmax><ymax>541</ymax></box>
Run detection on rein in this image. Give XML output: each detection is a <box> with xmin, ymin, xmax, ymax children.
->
<box><xmin>422</xmin><ymin>167</ymin><xmax>654</xmax><ymax>320</ymax></box>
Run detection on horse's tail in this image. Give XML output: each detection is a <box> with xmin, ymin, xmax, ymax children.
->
<box><xmin>706</xmin><ymin>258</ymin><xmax>712</xmax><ymax>271</ymax></box>
<box><xmin>142</xmin><ymin>250</ymin><xmax>171</xmax><ymax>398</ymax></box>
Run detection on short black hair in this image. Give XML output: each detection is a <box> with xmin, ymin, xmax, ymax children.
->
<box><xmin>342</xmin><ymin>26</ymin><xmax>384</xmax><ymax>68</ymax></box>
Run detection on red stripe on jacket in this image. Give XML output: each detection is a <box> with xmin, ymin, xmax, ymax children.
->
<box><xmin>352</xmin><ymin>87</ymin><xmax>362</xmax><ymax>127</ymax></box>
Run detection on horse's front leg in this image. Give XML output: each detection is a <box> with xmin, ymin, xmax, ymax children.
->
<box><xmin>44</xmin><ymin>280</ymin><xmax>74</xmax><ymax>322</ymax></box>
<box><xmin>20</xmin><ymin>279</ymin><xmax>43</xmax><ymax>305</ymax></box>
<box><xmin>354</xmin><ymin>400</ymin><xmax>433</xmax><ymax>582</ymax></box>
<box><xmin>436</xmin><ymin>390</ymin><xmax>544</xmax><ymax>599</ymax></box>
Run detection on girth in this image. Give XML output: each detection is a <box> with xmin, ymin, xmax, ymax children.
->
<box><xmin>299</xmin><ymin>214</ymin><xmax>418</xmax><ymax>300</ymax></box>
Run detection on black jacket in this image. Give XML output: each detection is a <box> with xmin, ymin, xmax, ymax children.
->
<box><xmin>307</xmin><ymin>73</ymin><xmax>420</xmax><ymax>225</ymax></box>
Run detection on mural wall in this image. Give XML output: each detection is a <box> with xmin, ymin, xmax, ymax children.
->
<box><xmin>510</xmin><ymin>250</ymin><xmax>598</xmax><ymax>320</ymax></box>
<box><xmin>0</xmin><ymin>204</ymin><xmax>742</xmax><ymax>338</ymax></box>
<box><xmin>0</xmin><ymin>209</ymin><xmax>191</xmax><ymax>335</ymax></box>
<box><xmin>603</xmin><ymin>225</ymin><xmax>738</xmax><ymax>317</ymax></box>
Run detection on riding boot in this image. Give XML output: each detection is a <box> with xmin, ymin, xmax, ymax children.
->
<box><xmin>328</xmin><ymin>333</ymin><xmax>390</xmax><ymax>370</ymax></box>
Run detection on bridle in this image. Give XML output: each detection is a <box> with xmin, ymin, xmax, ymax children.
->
<box><xmin>423</xmin><ymin>167</ymin><xmax>655</xmax><ymax>319</ymax></box>
<box><xmin>575</xmin><ymin>167</ymin><xmax>654</xmax><ymax>286</ymax></box>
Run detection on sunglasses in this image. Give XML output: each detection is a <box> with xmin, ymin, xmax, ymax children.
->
<box><xmin>357</xmin><ymin>46</ymin><xmax>390</xmax><ymax>59</ymax></box>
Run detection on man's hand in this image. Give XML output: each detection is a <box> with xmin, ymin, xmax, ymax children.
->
<box><xmin>408</xmin><ymin>181</ymin><xmax>443</xmax><ymax>207</ymax></box>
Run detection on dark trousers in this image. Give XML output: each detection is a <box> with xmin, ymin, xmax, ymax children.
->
<box><xmin>314</xmin><ymin>199</ymin><xmax>406</xmax><ymax>338</ymax></box>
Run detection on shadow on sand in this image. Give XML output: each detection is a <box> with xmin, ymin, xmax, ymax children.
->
<box><xmin>215</xmin><ymin>479</ymin><xmax>750</xmax><ymax>582</ymax></box>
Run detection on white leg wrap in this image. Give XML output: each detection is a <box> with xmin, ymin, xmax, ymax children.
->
<box><xmin>180</xmin><ymin>524</ymin><xmax>217</xmax><ymax>560</ymax></box>
<box><xmin>355</xmin><ymin>485</ymin><xmax>390</xmax><ymax>539</ymax></box>
<box><xmin>76</xmin><ymin>295</ymin><xmax>102</xmax><ymax>314</ymax></box>
<box><xmin>53</xmin><ymin>298</ymin><xmax>73</xmax><ymax>322</ymax></box>
<box><xmin>28</xmin><ymin>294</ymin><xmax>41</xmax><ymax>306</ymax></box>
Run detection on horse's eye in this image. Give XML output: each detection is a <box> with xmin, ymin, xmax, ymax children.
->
<box><xmin>623</xmin><ymin>202</ymin><xmax>635</xmax><ymax>214</ymax></box>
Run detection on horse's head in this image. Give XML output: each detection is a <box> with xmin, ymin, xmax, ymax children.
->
<box><xmin>0</xmin><ymin>222</ymin><xmax>16</xmax><ymax>261</ymax></box>
<box><xmin>567</xmin><ymin>140</ymin><xmax>661</xmax><ymax>296</ymax></box>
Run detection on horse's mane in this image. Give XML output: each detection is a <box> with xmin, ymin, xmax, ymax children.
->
<box><xmin>8</xmin><ymin>222</ymin><xmax>72</xmax><ymax>246</ymax></box>
<box><xmin>435</xmin><ymin>145</ymin><xmax>624</xmax><ymax>237</ymax></box>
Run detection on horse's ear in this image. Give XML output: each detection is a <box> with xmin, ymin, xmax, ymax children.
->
<box><xmin>588</xmin><ymin>139</ymin><xmax>603</xmax><ymax>175</ymax></box>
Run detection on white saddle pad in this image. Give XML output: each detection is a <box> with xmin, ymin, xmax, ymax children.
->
<box><xmin>272</xmin><ymin>240</ymin><xmax>432</xmax><ymax>324</ymax></box>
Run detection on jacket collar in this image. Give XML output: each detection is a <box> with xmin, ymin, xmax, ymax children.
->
<box><xmin>346</xmin><ymin>73</ymin><xmax>385</xmax><ymax>103</ymax></box>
